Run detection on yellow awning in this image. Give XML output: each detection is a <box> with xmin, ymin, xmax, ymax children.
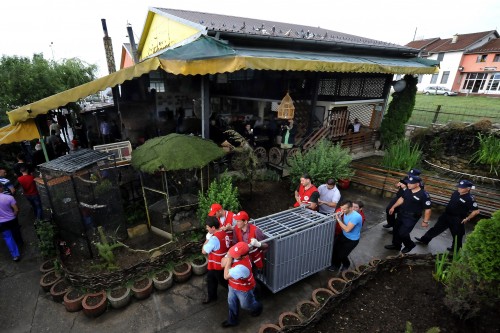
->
<box><xmin>0</xmin><ymin>119</ymin><xmax>39</xmax><ymax>145</ymax></box>
<box><xmin>7</xmin><ymin>57</ymin><xmax>161</xmax><ymax>125</ymax></box>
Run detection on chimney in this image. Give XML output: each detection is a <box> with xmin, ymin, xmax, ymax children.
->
<box><xmin>451</xmin><ymin>34</ymin><xmax>459</xmax><ymax>44</ymax></box>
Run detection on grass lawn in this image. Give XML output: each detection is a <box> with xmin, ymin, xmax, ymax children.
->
<box><xmin>406</xmin><ymin>94</ymin><xmax>500</xmax><ymax>126</ymax></box>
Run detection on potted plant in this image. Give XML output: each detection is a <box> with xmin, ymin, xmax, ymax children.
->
<box><xmin>82</xmin><ymin>290</ymin><xmax>107</xmax><ymax>317</ymax></box>
<box><xmin>341</xmin><ymin>268</ymin><xmax>361</xmax><ymax>282</ymax></box>
<box><xmin>311</xmin><ymin>288</ymin><xmax>334</xmax><ymax>306</ymax></box>
<box><xmin>296</xmin><ymin>300</ymin><xmax>319</xmax><ymax>320</ymax></box>
<box><xmin>278</xmin><ymin>311</ymin><xmax>302</xmax><ymax>328</ymax></box>
<box><xmin>131</xmin><ymin>276</ymin><xmax>153</xmax><ymax>300</ymax></box>
<box><xmin>40</xmin><ymin>270</ymin><xmax>61</xmax><ymax>292</ymax></box>
<box><xmin>50</xmin><ymin>279</ymin><xmax>72</xmax><ymax>302</ymax></box>
<box><xmin>34</xmin><ymin>219</ymin><xmax>57</xmax><ymax>259</ymax></box>
<box><xmin>107</xmin><ymin>286</ymin><xmax>131</xmax><ymax>309</ymax></box>
<box><xmin>327</xmin><ymin>277</ymin><xmax>347</xmax><ymax>294</ymax></box>
<box><xmin>39</xmin><ymin>259</ymin><xmax>56</xmax><ymax>274</ymax></box>
<box><xmin>190</xmin><ymin>255</ymin><xmax>208</xmax><ymax>276</ymax></box>
<box><xmin>258</xmin><ymin>323</ymin><xmax>282</xmax><ymax>333</ymax></box>
<box><xmin>63</xmin><ymin>288</ymin><xmax>85</xmax><ymax>312</ymax></box>
<box><xmin>153</xmin><ymin>270</ymin><xmax>174</xmax><ymax>291</ymax></box>
<box><xmin>173</xmin><ymin>262</ymin><xmax>192</xmax><ymax>283</ymax></box>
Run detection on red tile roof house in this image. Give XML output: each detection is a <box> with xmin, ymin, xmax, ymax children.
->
<box><xmin>406</xmin><ymin>30</ymin><xmax>499</xmax><ymax>94</ymax></box>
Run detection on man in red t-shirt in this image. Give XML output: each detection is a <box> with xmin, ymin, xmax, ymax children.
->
<box><xmin>17</xmin><ymin>167</ymin><xmax>43</xmax><ymax>220</ymax></box>
<box><xmin>293</xmin><ymin>173</ymin><xmax>319</xmax><ymax>210</ymax></box>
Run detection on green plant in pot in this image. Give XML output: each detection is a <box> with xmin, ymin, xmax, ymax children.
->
<box><xmin>34</xmin><ymin>219</ymin><xmax>57</xmax><ymax>258</ymax></box>
<box><xmin>94</xmin><ymin>226</ymin><xmax>123</xmax><ymax>271</ymax></box>
<box><xmin>197</xmin><ymin>172</ymin><xmax>239</xmax><ymax>226</ymax></box>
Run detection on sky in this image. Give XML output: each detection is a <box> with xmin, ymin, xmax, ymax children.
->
<box><xmin>2</xmin><ymin>0</ymin><xmax>499</xmax><ymax>77</ymax></box>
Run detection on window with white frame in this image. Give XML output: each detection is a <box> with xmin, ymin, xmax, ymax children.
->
<box><xmin>430</xmin><ymin>73</ymin><xmax>438</xmax><ymax>84</ymax></box>
<box><xmin>149</xmin><ymin>70</ymin><xmax>165</xmax><ymax>92</ymax></box>
<box><xmin>440</xmin><ymin>71</ymin><xmax>450</xmax><ymax>84</ymax></box>
<box><xmin>476</xmin><ymin>55</ymin><xmax>487</xmax><ymax>63</ymax></box>
<box><xmin>462</xmin><ymin>73</ymin><xmax>488</xmax><ymax>90</ymax></box>
<box><xmin>485</xmin><ymin>73</ymin><xmax>500</xmax><ymax>92</ymax></box>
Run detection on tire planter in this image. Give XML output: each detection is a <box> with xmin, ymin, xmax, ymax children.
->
<box><xmin>341</xmin><ymin>268</ymin><xmax>361</xmax><ymax>282</ymax></box>
<box><xmin>327</xmin><ymin>277</ymin><xmax>347</xmax><ymax>294</ymax></box>
<box><xmin>50</xmin><ymin>279</ymin><xmax>71</xmax><ymax>302</ymax></box>
<box><xmin>258</xmin><ymin>323</ymin><xmax>281</xmax><ymax>333</ymax></box>
<box><xmin>190</xmin><ymin>256</ymin><xmax>208</xmax><ymax>276</ymax></box>
<box><xmin>153</xmin><ymin>270</ymin><xmax>173</xmax><ymax>291</ymax></box>
<box><xmin>63</xmin><ymin>288</ymin><xmax>85</xmax><ymax>312</ymax></box>
<box><xmin>82</xmin><ymin>291</ymin><xmax>107</xmax><ymax>318</ymax></box>
<box><xmin>40</xmin><ymin>270</ymin><xmax>61</xmax><ymax>292</ymax></box>
<box><xmin>278</xmin><ymin>311</ymin><xmax>303</xmax><ymax>328</ymax></box>
<box><xmin>39</xmin><ymin>259</ymin><xmax>55</xmax><ymax>274</ymax></box>
<box><xmin>131</xmin><ymin>277</ymin><xmax>153</xmax><ymax>300</ymax></box>
<box><xmin>296</xmin><ymin>300</ymin><xmax>319</xmax><ymax>320</ymax></box>
<box><xmin>311</xmin><ymin>288</ymin><xmax>334</xmax><ymax>306</ymax></box>
<box><xmin>173</xmin><ymin>263</ymin><xmax>192</xmax><ymax>283</ymax></box>
<box><xmin>107</xmin><ymin>286</ymin><xmax>131</xmax><ymax>309</ymax></box>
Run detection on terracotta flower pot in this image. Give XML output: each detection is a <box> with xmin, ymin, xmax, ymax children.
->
<box><xmin>107</xmin><ymin>286</ymin><xmax>131</xmax><ymax>309</ymax></box>
<box><xmin>296</xmin><ymin>300</ymin><xmax>319</xmax><ymax>320</ymax></box>
<box><xmin>82</xmin><ymin>290</ymin><xmax>107</xmax><ymax>317</ymax></box>
<box><xmin>341</xmin><ymin>268</ymin><xmax>361</xmax><ymax>282</ymax></box>
<box><xmin>173</xmin><ymin>263</ymin><xmax>192</xmax><ymax>283</ymax></box>
<box><xmin>327</xmin><ymin>277</ymin><xmax>348</xmax><ymax>294</ymax></box>
<box><xmin>278</xmin><ymin>311</ymin><xmax>302</xmax><ymax>328</ymax></box>
<box><xmin>39</xmin><ymin>259</ymin><xmax>55</xmax><ymax>274</ymax></box>
<box><xmin>63</xmin><ymin>288</ymin><xmax>85</xmax><ymax>312</ymax></box>
<box><xmin>190</xmin><ymin>256</ymin><xmax>208</xmax><ymax>276</ymax></box>
<box><xmin>131</xmin><ymin>277</ymin><xmax>153</xmax><ymax>300</ymax></box>
<box><xmin>153</xmin><ymin>270</ymin><xmax>173</xmax><ymax>291</ymax></box>
<box><xmin>355</xmin><ymin>264</ymin><xmax>372</xmax><ymax>275</ymax></box>
<box><xmin>369</xmin><ymin>258</ymin><xmax>382</xmax><ymax>267</ymax></box>
<box><xmin>311</xmin><ymin>288</ymin><xmax>334</xmax><ymax>306</ymax></box>
<box><xmin>40</xmin><ymin>270</ymin><xmax>61</xmax><ymax>292</ymax></box>
<box><xmin>50</xmin><ymin>279</ymin><xmax>71</xmax><ymax>302</ymax></box>
<box><xmin>258</xmin><ymin>323</ymin><xmax>281</xmax><ymax>333</ymax></box>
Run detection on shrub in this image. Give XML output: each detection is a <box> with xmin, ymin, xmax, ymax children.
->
<box><xmin>382</xmin><ymin>138</ymin><xmax>422</xmax><ymax>171</ymax></box>
<box><xmin>444</xmin><ymin>211</ymin><xmax>500</xmax><ymax>319</ymax></box>
<box><xmin>288</xmin><ymin>139</ymin><xmax>353</xmax><ymax>189</ymax></box>
<box><xmin>34</xmin><ymin>219</ymin><xmax>57</xmax><ymax>258</ymax></box>
<box><xmin>197</xmin><ymin>173</ymin><xmax>239</xmax><ymax>226</ymax></box>
<box><xmin>470</xmin><ymin>133</ymin><xmax>500</xmax><ymax>176</ymax></box>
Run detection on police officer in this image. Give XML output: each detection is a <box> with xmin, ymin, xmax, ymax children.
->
<box><xmin>415</xmin><ymin>179</ymin><xmax>479</xmax><ymax>251</ymax></box>
<box><xmin>382</xmin><ymin>176</ymin><xmax>408</xmax><ymax>230</ymax></box>
<box><xmin>384</xmin><ymin>176</ymin><xmax>432</xmax><ymax>253</ymax></box>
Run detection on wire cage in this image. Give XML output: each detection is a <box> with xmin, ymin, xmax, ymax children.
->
<box><xmin>36</xmin><ymin>149</ymin><xmax>126</xmax><ymax>258</ymax></box>
<box><xmin>252</xmin><ymin>207</ymin><xmax>335</xmax><ymax>293</ymax></box>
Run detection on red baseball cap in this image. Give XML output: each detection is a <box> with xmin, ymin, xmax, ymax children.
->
<box><xmin>208</xmin><ymin>203</ymin><xmax>222</xmax><ymax>216</ymax></box>
<box><xmin>233</xmin><ymin>211</ymin><xmax>249</xmax><ymax>221</ymax></box>
<box><xmin>228</xmin><ymin>242</ymin><xmax>249</xmax><ymax>258</ymax></box>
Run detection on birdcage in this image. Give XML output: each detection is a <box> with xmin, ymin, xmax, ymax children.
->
<box><xmin>253</xmin><ymin>207</ymin><xmax>334</xmax><ymax>293</ymax></box>
<box><xmin>277</xmin><ymin>93</ymin><xmax>295</xmax><ymax>119</ymax></box>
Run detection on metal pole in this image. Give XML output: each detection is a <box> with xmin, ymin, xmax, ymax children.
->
<box><xmin>34</xmin><ymin>117</ymin><xmax>50</xmax><ymax>162</ymax></box>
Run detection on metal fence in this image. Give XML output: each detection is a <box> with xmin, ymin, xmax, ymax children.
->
<box><xmin>253</xmin><ymin>207</ymin><xmax>334</xmax><ymax>293</ymax></box>
<box><xmin>408</xmin><ymin>105</ymin><xmax>500</xmax><ymax>127</ymax></box>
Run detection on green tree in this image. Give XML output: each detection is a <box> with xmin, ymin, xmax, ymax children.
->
<box><xmin>0</xmin><ymin>54</ymin><xmax>97</xmax><ymax>125</ymax></box>
<box><xmin>379</xmin><ymin>74</ymin><xmax>418</xmax><ymax>146</ymax></box>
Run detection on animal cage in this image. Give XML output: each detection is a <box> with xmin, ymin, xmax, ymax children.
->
<box><xmin>253</xmin><ymin>207</ymin><xmax>335</xmax><ymax>293</ymax></box>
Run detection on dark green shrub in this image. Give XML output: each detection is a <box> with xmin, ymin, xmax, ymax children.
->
<box><xmin>382</xmin><ymin>138</ymin><xmax>422</xmax><ymax>171</ymax></box>
<box><xmin>288</xmin><ymin>139</ymin><xmax>353</xmax><ymax>189</ymax></box>
<box><xmin>470</xmin><ymin>133</ymin><xmax>500</xmax><ymax>176</ymax></box>
<box><xmin>444</xmin><ymin>211</ymin><xmax>500</xmax><ymax>319</ymax></box>
<box><xmin>34</xmin><ymin>219</ymin><xmax>57</xmax><ymax>258</ymax></box>
<box><xmin>197</xmin><ymin>173</ymin><xmax>239</xmax><ymax>226</ymax></box>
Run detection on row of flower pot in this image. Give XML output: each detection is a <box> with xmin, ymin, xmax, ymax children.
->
<box><xmin>39</xmin><ymin>256</ymin><xmax>209</xmax><ymax>317</ymax></box>
<box><xmin>258</xmin><ymin>258</ymin><xmax>383</xmax><ymax>333</ymax></box>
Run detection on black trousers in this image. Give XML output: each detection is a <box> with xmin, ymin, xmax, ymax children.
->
<box><xmin>392</xmin><ymin>213</ymin><xmax>418</xmax><ymax>249</ymax></box>
<box><xmin>385</xmin><ymin>197</ymin><xmax>399</xmax><ymax>227</ymax></box>
<box><xmin>206</xmin><ymin>269</ymin><xmax>228</xmax><ymax>300</ymax></box>
<box><xmin>421</xmin><ymin>213</ymin><xmax>465</xmax><ymax>249</ymax></box>
<box><xmin>331</xmin><ymin>233</ymin><xmax>359</xmax><ymax>268</ymax></box>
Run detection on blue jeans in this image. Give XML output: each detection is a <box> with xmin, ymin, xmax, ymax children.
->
<box><xmin>2</xmin><ymin>230</ymin><xmax>20</xmax><ymax>258</ymax></box>
<box><xmin>227</xmin><ymin>286</ymin><xmax>262</xmax><ymax>325</ymax></box>
<box><xmin>25</xmin><ymin>195</ymin><xmax>43</xmax><ymax>220</ymax></box>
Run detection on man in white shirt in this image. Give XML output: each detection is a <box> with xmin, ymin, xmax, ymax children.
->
<box><xmin>318</xmin><ymin>179</ymin><xmax>341</xmax><ymax>215</ymax></box>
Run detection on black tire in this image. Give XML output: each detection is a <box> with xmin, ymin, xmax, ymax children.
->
<box><xmin>444</xmin><ymin>92</ymin><xmax>449</xmax><ymax>96</ymax></box>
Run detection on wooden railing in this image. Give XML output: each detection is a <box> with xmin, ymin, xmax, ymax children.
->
<box><xmin>350</xmin><ymin>162</ymin><xmax>499</xmax><ymax>217</ymax></box>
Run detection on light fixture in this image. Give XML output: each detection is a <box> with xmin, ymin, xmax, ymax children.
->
<box><xmin>392</xmin><ymin>79</ymin><xmax>406</xmax><ymax>92</ymax></box>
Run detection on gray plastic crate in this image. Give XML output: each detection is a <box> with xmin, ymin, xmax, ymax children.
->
<box><xmin>253</xmin><ymin>207</ymin><xmax>334</xmax><ymax>293</ymax></box>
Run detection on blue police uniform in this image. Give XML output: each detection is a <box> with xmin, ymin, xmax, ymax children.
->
<box><xmin>417</xmin><ymin>190</ymin><xmax>478</xmax><ymax>249</ymax></box>
<box><xmin>391</xmin><ymin>186</ymin><xmax>432</xmax><ymax>251</ymax></box>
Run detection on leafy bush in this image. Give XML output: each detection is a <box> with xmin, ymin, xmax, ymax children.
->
<box><xmin>382</xmin><ymin>138</ymin><xmax>422</xmax><ymax>171</ymax></box>
<box><xmin>470</xmin><ymin>133</ymin><xmax>500</xmax><ymax>176</ymax></box>
<box><xmin>94</xmin><ymin>226</ymin><xmax>123</xmax><ymax>271</ymax></box>
<box><xmin>34</xmin><ymin>219</ymin><xmax>57</xmax><ymax>258</ymax></box>
<box><xmin>288</xmin><ymin>139</ymin><xmax>353</xmax><ymax>188</ymax></box>
<box><xmin>197</xmin><ymin>173</ymin><xmax>239</xmax><ymax>226</ymax></box>
<box><xmin>444</xmin><ymin>211</ymin><xmax>500</xmax><ymax>319</ymax></box>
